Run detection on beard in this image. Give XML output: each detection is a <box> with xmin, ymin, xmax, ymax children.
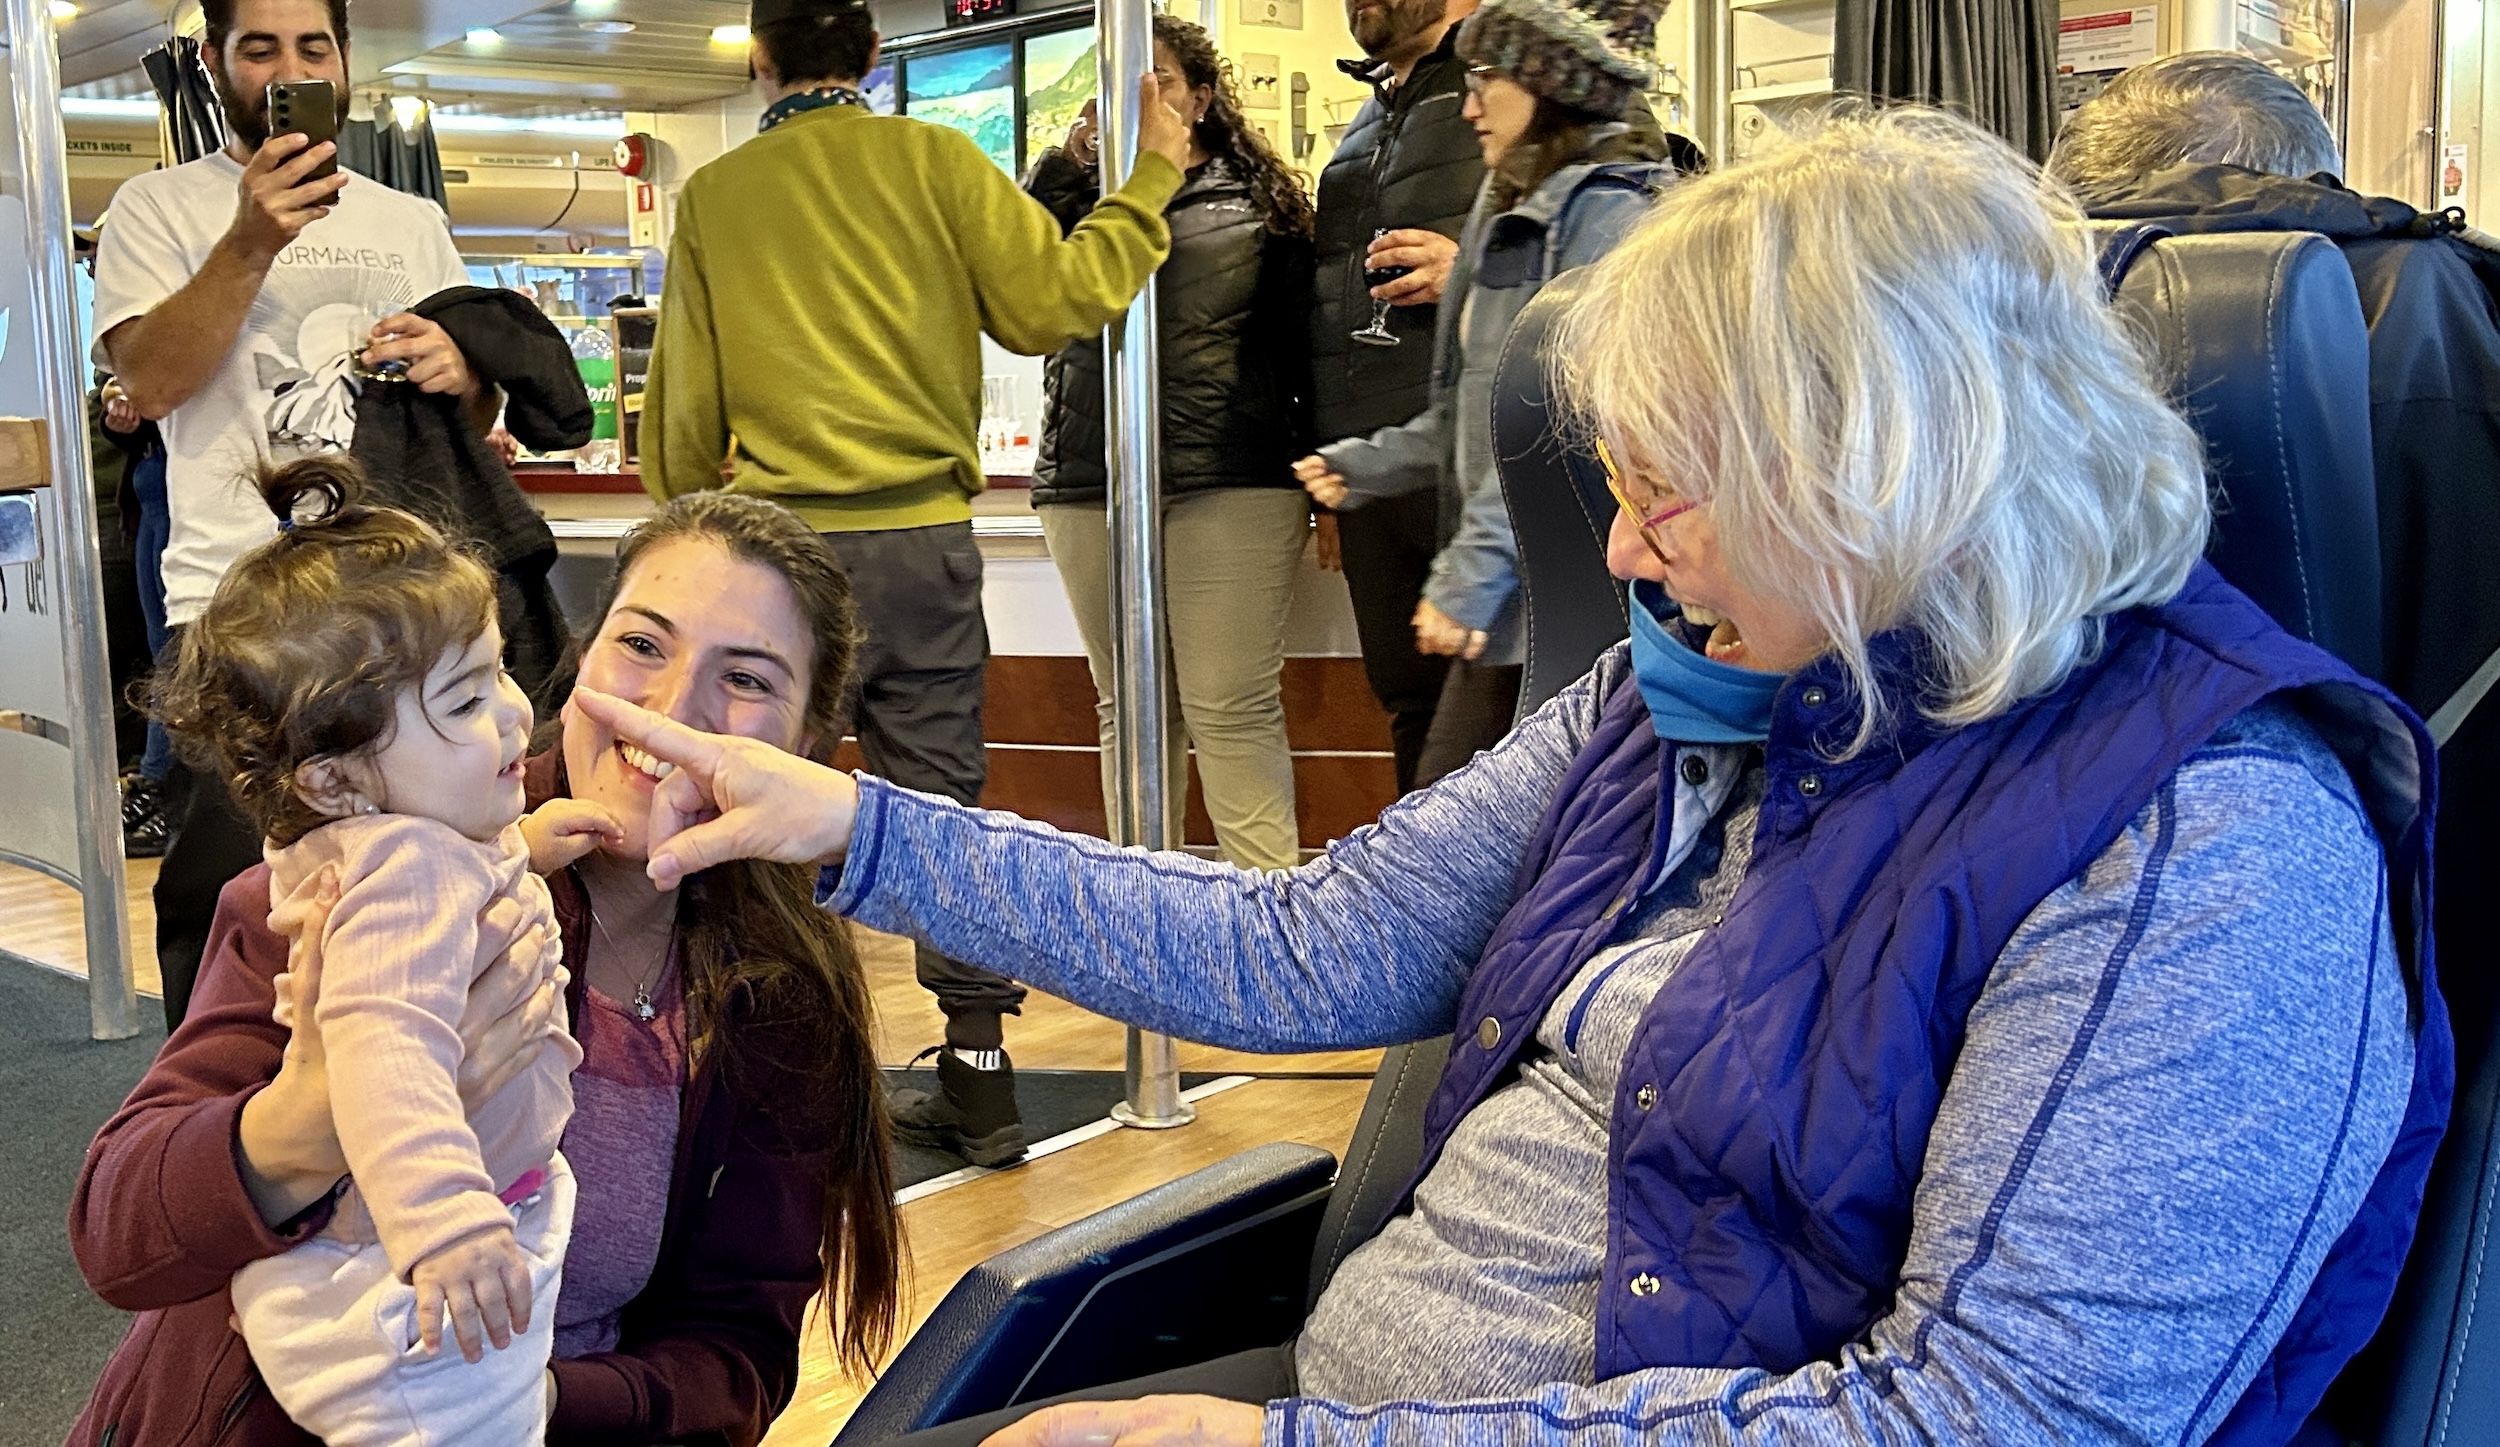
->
<box><xmin>210</xmin><ymin>57</ymin><xmax>350</xmax><ymax>152</ymax></box>
<box><xmin>1346</xmin><ymin>0</ymin><xmax>1448</xmax><ymax>56</ymax></box>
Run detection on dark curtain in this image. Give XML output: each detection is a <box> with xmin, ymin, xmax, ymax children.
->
<box><xmin>1832</xmin><ymin>0</ymin><xmax>2061</xmax><ymax>162</ymax></box>
<box><xmin>140</xmin><ymin>36</ymin><xmax>224</xmax><ymax>165</ymax></box>
<box><xmin>339</xmin><ymin>115</ymin><xmax>450</xmax><ymax>211</ymax></box>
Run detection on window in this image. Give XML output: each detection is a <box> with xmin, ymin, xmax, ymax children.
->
<box><xmin>863</xmin><ymin>60</ymin><xmax>898</xmax><ymax>115</ymax></box>
<box><xmin>1022</xmin><ymin>25</ymin><xmax>1097</xmax><ymax>162</ymax></box>
<box><xmin>891</xmin><ymin>18</ymin><xmax>1098</xmax><ymax>175</ymax></box>
<box><xmin>904</xmin><ymin>39</ymin><xmax>1016</xmax><ymax>172</ymax></box>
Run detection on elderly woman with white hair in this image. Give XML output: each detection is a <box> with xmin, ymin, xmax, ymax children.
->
<box><xmin>575</xmin><ymin>109</ymin><xmax>2446</xmax><ymax>1447</ymax></box>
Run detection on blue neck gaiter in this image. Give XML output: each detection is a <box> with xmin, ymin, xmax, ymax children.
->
<box><xmin>1626</xmin><ymin>580</ymin><xmax>1788</xmax><ymax>743</ymax></box>
<box><xmin>759</xmin><ymin>85</ymin><xmax>868</xmax><ymax>133</ymax></box>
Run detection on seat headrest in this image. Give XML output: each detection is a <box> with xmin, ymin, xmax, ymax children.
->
<box><xmin>1494</xmin><ymin>229</ymin><xmax>2386</xmax><ymax>718</ymax></box>
<box><xmin>2102</xmin><ymin>227</ymin><xmax>2385</xmax><ymax>678</ymax></box>
<box><xmin>1493</xmin><ymin>271</ymin><xmax>1629</xmax><ymax>718</ymax></box>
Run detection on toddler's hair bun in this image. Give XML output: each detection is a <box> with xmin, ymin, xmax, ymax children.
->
<box><xmin>259</xmin><ymin>454</ymin><xmax>368</xmax><ymax>531</ymax></box>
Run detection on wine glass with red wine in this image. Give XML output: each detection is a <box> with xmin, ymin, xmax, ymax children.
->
<box><xmin>1351</xmin><ymin>228</ymin><xmax>1410</xmax><ymax>347</ymax></box>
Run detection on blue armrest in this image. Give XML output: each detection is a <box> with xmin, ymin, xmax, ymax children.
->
<box><xmin>836</xmin><ymin>1141</ymin><xmax>1339</xmax><ymax>1445</ymax></box>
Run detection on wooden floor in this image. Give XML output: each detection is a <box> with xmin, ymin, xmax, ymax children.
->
<box><xmin>0</xmin><ymin>857</ymin><xmax>165</xmax><ymax>996</ymax></box>
<box><xmin>3</xmin><ymin>860</ymin><xmax>1375</xmax><ymax>1445</ymax></box>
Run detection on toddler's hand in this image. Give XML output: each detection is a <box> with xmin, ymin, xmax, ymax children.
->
<box><xmin>520</xmin><ymin>799</ymin><xmax>623</xmax><ymax>874</ymax></box>
<box><xmin>411</xmin><ymin>1224</ymin><xmax>532</xmax><ymax>1363</ymax></box>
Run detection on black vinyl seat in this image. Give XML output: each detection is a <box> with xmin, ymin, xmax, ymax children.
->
<box><xmin>1490</xmin><ymin>269</ymin><xmax>1628</xmax><ymax>719</ymax></box>
<box><xmin>2096</xmin><ymin>229</ymin><xmax>2494</xmax><ymax>1445</ymax></box>
<box><xmin>2098</xmin><ymin>225</ymin><xmax>2384</xmax><ymax>676</ymax></box>
<box><xmin>831</xmin><ymin>232</ymin><xmax>2494</xmax><ymax>1447</ymax></box>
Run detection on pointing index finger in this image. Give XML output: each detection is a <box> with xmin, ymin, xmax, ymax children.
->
<box><xmin>571</xmin><ymin>688</ymin><xmax>726</xmax><ymax>772</ymax></box>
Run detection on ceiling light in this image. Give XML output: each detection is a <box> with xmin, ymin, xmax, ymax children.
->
<box><xmin>464</xmin><ymin>27</ymin><xmax>503</xmax><ymax>45</ymax></box>
<box><xmin>430</xmin><ymin>113</ymin><xmax>628</xmax><ymax>138</ymax></box>
<box><xmin>388</xmin><ymin>94</ymin><xmax>429</xmax><ymax>130</ymax></box>
<box><xmin>709</xmin><ymin>23</ymin><xmax>751</xmax><ymax>44</ymax></box>
<box><xmin>49</xmin><ymin>1</ymin><xmax>78</xmax><ymax>20</ymax></box>
<box><xmin>579</xmin><ymin>18</ymin><xmax>635</xmax><ymax>31</ymax></box>
<box><xmin>62</xmin><ymin>97</ymin><xmax>159</xmax><ymax>118</ymax></box>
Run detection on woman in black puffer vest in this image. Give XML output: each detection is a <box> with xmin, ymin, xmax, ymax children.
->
<box><xmin>1025</xmin><ymin>14</ymin><xmax>1317</xmax><ymax>870</ymax></box>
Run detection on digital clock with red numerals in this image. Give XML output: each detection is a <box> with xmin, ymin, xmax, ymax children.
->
<box><xmin>944</xmin><ymin>0</ymin><xmax>1014</xmax><ymax>25</ymax></box>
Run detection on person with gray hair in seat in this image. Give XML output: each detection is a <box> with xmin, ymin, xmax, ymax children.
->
<box><xmin>2048</xmin><ymin>50</ymin><xmax>2342</xmax><ymax>188</ymax></box>
<box><xmin>2054</xmin><ymin>50</ymin><xmax>2500</xmax><ymax>1034</ymax></box>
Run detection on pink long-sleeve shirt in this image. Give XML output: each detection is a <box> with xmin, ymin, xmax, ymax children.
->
<box><xmin>266</xmin><ymin>814</ymin><xmax>582</xmax><ymax>1277</ymax></box>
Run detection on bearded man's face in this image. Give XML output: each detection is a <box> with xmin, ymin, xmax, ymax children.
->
<box><xmin>1345</xmin><ymin>0</ymin><xmax>1449</xmax><ymax>57</ymax></box>
<box><xmin>206</xmin><ymin>0</ymin><xmax>350</xmax><ymax>150</ymax></box>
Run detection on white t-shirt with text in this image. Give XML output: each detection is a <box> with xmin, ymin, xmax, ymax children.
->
<box><xmin>91</xmin><ymin>152</ymin><xmax>469</xmax><ymax>626</ymax></box>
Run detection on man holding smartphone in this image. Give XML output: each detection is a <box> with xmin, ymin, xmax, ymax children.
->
<box><xmin>92</xmin><ymin>0</ymin><xmax>484</xmax><ymax>1025</ymax></box>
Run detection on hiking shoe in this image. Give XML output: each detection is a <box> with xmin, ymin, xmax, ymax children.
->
<box><xmin>889</xmin><ymin>1047</ymin><xmax>1029</xmax><ymax>1167</ymax></box>
<box><xmin>121</xmin><ymin>773</ymin><xmax>171</xmax><ymax>859</ymax></box>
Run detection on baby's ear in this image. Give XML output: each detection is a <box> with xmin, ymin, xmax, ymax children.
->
<box><xmin>291</xmin><ymin>757</ymin><xmax>371</xmax><ymax>820</ymax></box>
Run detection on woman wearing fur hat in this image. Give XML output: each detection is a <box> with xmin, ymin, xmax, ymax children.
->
<box><xmin>1293</xmin><ymin>0</ymin><xmax>1672</xmax><ymax>786</ymax></box>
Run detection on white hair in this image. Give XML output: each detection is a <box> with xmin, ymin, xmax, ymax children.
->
<box><xmin>1556</xmin><ymin>105</ymin><xmax>2211</xmax><ymax>753</ymax></box>
<box><xmin>2047</xmin><ymin>51</ymin><xmax>2343</xmax><ymax>189</ymax></box>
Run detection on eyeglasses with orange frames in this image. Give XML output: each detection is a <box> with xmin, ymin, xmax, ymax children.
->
<box><xmin>1596</xmin><ymin>438</ymin><xmax>1699</xmax><ymax>566</ymax></box>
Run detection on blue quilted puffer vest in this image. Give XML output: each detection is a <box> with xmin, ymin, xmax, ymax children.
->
<box><xmin>1408</xmin><ymin>563</ymin><xmax>2448</xmax><ymax>1444</ymax></box>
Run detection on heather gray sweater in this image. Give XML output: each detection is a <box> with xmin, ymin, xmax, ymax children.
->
<box><xmin>824</xmin><ymin>649</ymin><xmax>2412</xmax><ymax>1446</ymax></box>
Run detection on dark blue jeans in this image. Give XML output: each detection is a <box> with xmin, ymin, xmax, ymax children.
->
<box><xmin>131</xmin><ymin>448</ymin><xmax>173</xmax><ymax>782</ymax></box>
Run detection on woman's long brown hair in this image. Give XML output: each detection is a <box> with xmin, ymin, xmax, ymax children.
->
<box><xmin>608</xmin><ymin>493</ymin><xmax>901</xmax><ymax>1379</ymax></box>
<box><xmin>1156</xmin><ymin>14</ymin><xmax>1315</xmax><ymax>239</ymax></box>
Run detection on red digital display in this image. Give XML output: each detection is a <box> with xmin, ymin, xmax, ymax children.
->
<box><xmin>945</xmin><ymin>0</ymin><xmax>1014</xmax><ymax>25</ymax></box>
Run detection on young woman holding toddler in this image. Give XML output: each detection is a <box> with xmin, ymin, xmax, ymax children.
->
<box><xmin>67</xmin><ymin>471</ymin><xmax>898</xmax><ymax>1447</ymax></box>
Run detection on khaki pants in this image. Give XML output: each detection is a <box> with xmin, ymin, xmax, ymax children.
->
<box><xmin>1038</xmin><ymin>488</ymin><xmax>1308</xmax><ymax>870</ymax></box>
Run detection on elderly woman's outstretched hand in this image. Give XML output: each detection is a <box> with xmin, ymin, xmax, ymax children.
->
<box><xmin>572</xmin><ymin>687</ymin><xmax>861</xmax><ymax>890</ymax></box>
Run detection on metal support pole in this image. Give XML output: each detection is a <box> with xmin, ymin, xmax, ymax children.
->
<box><xmin>1099</xmin><ymin>0</ymin><xmax>1193</xmax><ymax>1131</ymax></box>
<box><xmin>7</xmin><ymin>0</ymin><xmax>140</xmax><ymax>1039</ymax></box>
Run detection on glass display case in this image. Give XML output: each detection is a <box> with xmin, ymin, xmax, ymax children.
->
<box><xmin>459</xmin><ymin>252</ymin><xmax>653</xmax><ymax>325</ymax></box>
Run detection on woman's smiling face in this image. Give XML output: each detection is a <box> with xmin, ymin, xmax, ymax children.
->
<box><xmin>563</xmin><ymin>536</ymin><xmax>818</xmax><ymax>860</ymax></box>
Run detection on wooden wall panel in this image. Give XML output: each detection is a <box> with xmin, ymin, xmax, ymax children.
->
<box><xmin>839</xmin><ymin>652</ymin><xmax>1399</xmax><ymax>850</ymax></box>
<box><xmin>980</xmin><ymin>656</ymin><xmax>1393</xmax><ymax>751</ymax></box>
<box><xmin>1281</xmin><ymin>657</ymin><xmax>1396</xmax><ymax>751</ymax></box>
<box><xmin>832</xmin><ymin>741</ymin><xmax>1399</xmax><ymax>850</ymax></box>
<box><xmin>983</xmin><ymin>656</ymin><xmax>1102</xmax><ymax>746</ymax></box>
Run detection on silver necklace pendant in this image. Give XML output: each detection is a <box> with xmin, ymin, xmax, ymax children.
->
<box><xmin>582</xmin><ymin>884</ymin><xmax>665</xmax><ymax>1024</ymax></box>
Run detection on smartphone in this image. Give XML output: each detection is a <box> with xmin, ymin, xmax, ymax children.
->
<box><xmin>267</xmin><ymin>79</ymin><xmax>339</xmax><ymax>181</ymax></box>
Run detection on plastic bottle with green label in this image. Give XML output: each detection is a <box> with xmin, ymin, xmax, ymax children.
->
<box><xmin>572</xmin><ymin>325</ymin><xmax>620</xmax><ymax>472</ymax></box>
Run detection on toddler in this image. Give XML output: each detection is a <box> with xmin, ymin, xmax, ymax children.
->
<box><xmin>155</xmin><ymin>455</ymin><xmax>584</xmax><ymax>1446</ymax></box>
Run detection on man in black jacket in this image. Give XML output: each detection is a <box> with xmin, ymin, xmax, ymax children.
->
<box><xmin>2053</xmin><ymin>49</ymin><xmax>2500</xmax><ymax>1045</ymax></box>
<box><xmin>1312</xmin><ymin>0</ymin><xmax>1486</xmax><ymax>792</ymax></box>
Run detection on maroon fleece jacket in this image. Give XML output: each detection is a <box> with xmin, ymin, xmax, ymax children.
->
<box><xmin>64</xmin><ymin>755</ymin><xmax>829</xmax><ymax>1447</ymax></box>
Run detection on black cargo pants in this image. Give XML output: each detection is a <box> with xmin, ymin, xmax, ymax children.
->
<box><xmin>820</xmin><ymin>522</ymin><xmax>1027</xmax><ymax>1050</ymax></box>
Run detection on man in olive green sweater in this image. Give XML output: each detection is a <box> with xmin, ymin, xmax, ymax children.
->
<box><xmin>644</xmin><ymin>0</ymin><xmax>1192</xmax><ymax>1165</ymax></box>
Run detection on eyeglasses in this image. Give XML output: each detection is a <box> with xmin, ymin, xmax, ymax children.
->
<box><xmin>1464</xmin><ymin>63</ymin><xmax>1498</xmax><ymax>94</ymax></box>
<box><xmin>1596</xmin><ymin>438</ymin><xmax>1698</xmax><ymax>566</ymax></box>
